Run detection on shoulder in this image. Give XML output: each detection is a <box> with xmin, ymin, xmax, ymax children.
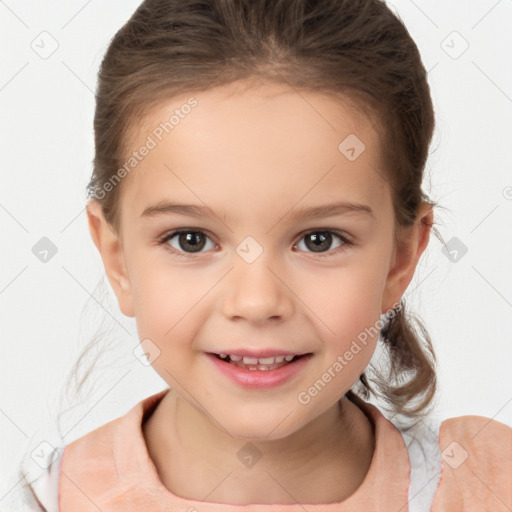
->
<box><xmin>397</xmin><ymin>412</ymin><xmax>512</xmax><ymax>512</ymax></box>
<box><xmin>28</xmin><ymin>448</ymin><xmax>64</xmax><ymax>512</ymax></box>
<box><xmin>61</xmin><ymin>389</ymin><xmax>167</xmax><ymax>469</ymax></box>
<box><xmin>399</xmin><ymin>414</ymin><xmax>443</xmax><ymax>512</ymax></box>
<box><xmin>21</xmin><ymin>391</ymin><xmax>168</xmax><ymax>512</ymax></box>
<box><xmin>431</xmin><ymin>414</ymin><xmax>512</xmax><ymax>511</ymax></box>
<box><xmin>59</xmin><ymin>390</ymin><xmax>170</xmax><ymax>511</ymax></box>
<box><xmin>22</xmin><ymin>411</ymin><xmax>124</xmax><ymax>512</ymax></box>
<box><xmin>14</xmin><ymin>435</ymin><xmax>65</xmax><ymax>512</ymax></box>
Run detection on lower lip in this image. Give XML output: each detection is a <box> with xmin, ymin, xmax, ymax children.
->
<box><xmin>206</xmin><ymin>353</ymin><xmax>311</xmax><ymax>389</ymax></box>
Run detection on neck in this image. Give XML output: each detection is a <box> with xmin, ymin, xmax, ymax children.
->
<box><xmin>143</xmin><ymin>390</ymin><xmax>375</xmax><ymax>505</ymax></box>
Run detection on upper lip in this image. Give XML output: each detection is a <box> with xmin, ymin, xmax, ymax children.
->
<box><xmin>208</xmin><ymin>349</ymin><xmax>310</xmax><ymax>358</ymax></box>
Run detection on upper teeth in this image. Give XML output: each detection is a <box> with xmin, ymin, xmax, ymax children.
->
<box><xmin>218</xmin><ymin>354</ymin><xmax>295</xmax><ymax>364</ymax></box>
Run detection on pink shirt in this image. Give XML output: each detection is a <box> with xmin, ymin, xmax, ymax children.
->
<box><xmin>32</xmin><ymin>388</ymin><xmax>512</xmax><ymax>511</ymax></box>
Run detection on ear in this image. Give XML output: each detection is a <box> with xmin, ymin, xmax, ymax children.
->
<box><xmin>381</xmin><ymin>203</ymin><xmax>433</xmax><ymax>313</ymax></box>
<box><xmin>86</xmin><ymin>200</ymin><xmax>135</xmax><ymax>317</ymax></box>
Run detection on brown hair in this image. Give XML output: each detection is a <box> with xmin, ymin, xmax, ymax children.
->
<box><xmin>92</xmin><ymin>0</ymin><xmax>437</xmax><ymax>421</ymax></box>
<box><xmin>19</xmin><ymin>0</ymin><xmax>439</xmax><ymax>505</ymax></box>
<box><xmin>88</xmin><ymin>0</ymin><xmax>438</xmax><ymax>426</ymax></box>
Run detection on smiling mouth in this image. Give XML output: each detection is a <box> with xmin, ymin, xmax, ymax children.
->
<box><xmin>210</xmin><ymin>353</ymin><xmax>310</xmax><ymax>371</ymax></box>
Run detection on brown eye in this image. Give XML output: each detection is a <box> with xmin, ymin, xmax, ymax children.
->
<box><xmin>295</xmin><ymin>230</ymin><xmax>349</xmax><ymax>255</ymax></box>
<box><xmin>162</xmin><ymin>230</ymin><xmax>215</xmax><ymax>254</ymax></box>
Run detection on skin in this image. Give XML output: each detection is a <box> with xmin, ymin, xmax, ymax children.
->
<box><xmin>87</xmin><ymin>80</ymin><xmax>432</xmax><ymax>505</ymax></box>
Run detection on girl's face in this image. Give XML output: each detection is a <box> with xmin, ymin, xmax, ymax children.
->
<box><xmin>90</xmin><ymin>80</ymin><xmax>429</xmax><ymax>440</ymax></box>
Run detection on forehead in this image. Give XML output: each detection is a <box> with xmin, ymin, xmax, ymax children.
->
<box><xmin>120</xmin><ymin>80</ymin><xmax>390</xmax><ymax>221</ymax></box>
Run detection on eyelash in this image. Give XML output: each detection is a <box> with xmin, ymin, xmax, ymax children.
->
<box><xmin>158</xmin><ymin>228</ymin><xmax>353</xmax><ymax>260</ymax></box>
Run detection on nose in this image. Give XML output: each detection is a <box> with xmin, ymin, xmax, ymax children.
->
<box><xmin>221</xmin><ymin>252</ymin><xmax>294</xmax><ymax>324</ymax></box>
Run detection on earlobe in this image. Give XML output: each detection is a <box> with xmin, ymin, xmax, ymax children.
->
<box><xmin>381</xmin><ymin>204</ymin><xmax>433</xmax><ymax>313</ymax></box>
<box><xmin>86</xmin><ymin>200</ymin><xmax>135</xmax><ymax>317</ymax></box>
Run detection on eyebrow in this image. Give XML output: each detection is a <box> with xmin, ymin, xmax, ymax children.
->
<box><xmin>140</xmin><ymin>200</ymin><xmax>374</xmax><ymax>221</ymax></box>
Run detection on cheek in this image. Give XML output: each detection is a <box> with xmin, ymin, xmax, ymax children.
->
<box><xmin>301</xmin><ymin>254</ymin><xmax>390</xmax><ymax>372</ymax></box>
<box><xmin>129</xmin><ymin>257</ymin><xmax>215</xmax><ymax>348</ymax></box>
<box><xmin>306</xmin><ymin>259</ymin><xmax>389</xmax><ymax>328</ymax></box>
<box><xmin>129</xmin><ymin>266</ymin><xmax>205</xmax><ymax>380</ymax></box>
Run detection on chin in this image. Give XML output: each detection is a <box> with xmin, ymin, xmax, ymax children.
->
<box><xmin>213</xmin><ymin>407</ymin><xmax>304</xmax><ymax>442</ymax></box>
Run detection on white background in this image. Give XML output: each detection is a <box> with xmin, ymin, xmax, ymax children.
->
<box><xmin>1</xmin><ymin>0</ymin><xmax>511</xmax><ymax>508</ymax></box>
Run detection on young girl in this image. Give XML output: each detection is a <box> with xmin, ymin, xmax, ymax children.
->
<box><xmin>20</xmin><ymin>0</ymin><xmax>511</xmax><ymax>510</ymax></box>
